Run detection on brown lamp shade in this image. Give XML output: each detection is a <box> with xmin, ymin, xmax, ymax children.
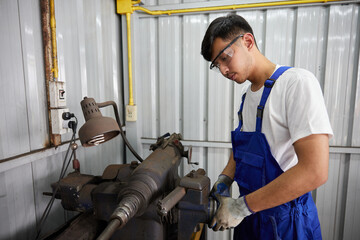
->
<box><xmin>78</xmin><ymin>97</ymin><xmax>120</xmax><ymax>147</ymax></box>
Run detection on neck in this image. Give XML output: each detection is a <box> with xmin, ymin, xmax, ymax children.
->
<box><xmin>249</xmin><ymin>54</ymin><xmax>276</xmax><ymax>91</ymax></box>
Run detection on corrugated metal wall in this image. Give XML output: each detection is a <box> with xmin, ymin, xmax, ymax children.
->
<box><xmin>1</xmin><ymin>0</ymin><xmax>360</xmax><ymax>239</ymax></box>
<box><xmin>0</xmin><ymin>0</ymin><xmax>124</xmax><ymax>239</ymax></box>
<box><xmin>132</xmin><ymin>1</ymin><xmax>360</xmax><ymax>239</ymax></box>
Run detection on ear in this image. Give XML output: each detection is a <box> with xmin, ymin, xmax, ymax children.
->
<box><xmin>243</xmin><ymin>33</ymin><xmax>255</xmax><ymax>50</ymax></box>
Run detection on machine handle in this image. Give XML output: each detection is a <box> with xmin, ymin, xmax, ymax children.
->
<box><xmin>158</xmin><ymin>186</ymin><xmax>187</xmax><ymax>216</ymax></box>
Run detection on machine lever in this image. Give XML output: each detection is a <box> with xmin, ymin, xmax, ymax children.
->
<box><xmin>158</xmin><ymin>186</ymin><xmax>187</xmax><ymax>216</ymax></box>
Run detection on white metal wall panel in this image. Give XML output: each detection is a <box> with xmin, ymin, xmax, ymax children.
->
<box><xmin>138</xmin><ymin>17</ymin><xmax>158</xmax><ymax>138</ymax></box>
<box><xmin>0</xmin><ymin>0</ymin><xmax>124</xmax><ymax>239</ymax></box>
<box><xmin>32</xmin><ymin>153</ymin><xmax>70</xmax><ymax>236</ymax></box>
<box><xmin>323</xmin><ymin>4</ymin><xmax>358</xmax><ymax>146</ymax></box>
<box><xmin>18</xmin><ymin>0</ymin><xmax>48</xmax><ymax>150</ymax></box>
<box><xmin>0</xmin><ymin>164</ymin><xmax>36</xmax><ymax>240</ymax></box>
<box><xmin>183</xmin><ymin>14</ymin><xmax>208</xmax><ymax>141</ymax></box>
<box><xmin>315</xmin><ymin>5</ymin><xmax>360</xmax><ymax>240</ymax></box>
<box><xmin>182</xmin><ymin>15</ymin><xmax>209</xmax><ymax>174</ymax></box>
<box><xmin>294</xmin><ymin>6</ymin><xmax>327</xmax><ymax>86</ymax></box>
<box><xmin>133</xmin><ymin>2</ymin><xmax>360</xmax><ymax>240</ymax></box>
<box><xmin>343</xmin><ymin>40</ymin><xmax>360</xmax><ymax>239</ymax></box>
<box><xmin>265</xmin><ymin>8</ymin><xmax>295</xmax><ymax>66</ymax></box>
<box><xmin>0</xmin><ymin>0</ymin><xmax>31</xmax><ymax>159</ymax></box>
<box><xmin>56</xmin><ymin>0</ymin><xmax>123</xmax><ymax>136</ymax></box>
<box><xmin>159</xmin><ymin>16</ymin><xmax>182</xmax><ymax>135</ymax></box>
<box><xmin>316</xmin><ymin>153</ymin><xmax>348</xmax><ymax>240</ymax></box>
<box><xmin>343</xmin><ymin>154</ymin><xmax>360</xmax><ymax>239</ymax></box>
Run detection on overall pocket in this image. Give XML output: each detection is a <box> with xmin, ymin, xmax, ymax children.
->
<box><xmin>234</xmin><ymin>151</ymin><xmax>265</xmax><ymax>193</ymax></box>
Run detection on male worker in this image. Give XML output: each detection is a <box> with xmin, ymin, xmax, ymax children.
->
<box><xmin>201</xmin><ymin>14</ymin><xmax>333</xmax><ymax>239</ymax></box>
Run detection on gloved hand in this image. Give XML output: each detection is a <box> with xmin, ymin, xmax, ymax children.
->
<box><xmin>210</xmin><ymin>174</ymin><xmax>233</xmax><ymax>199</ymax></box>
<box><xmin>210</xmin><ymin>196</ymin><xmax>253</xmax><ymax>231</ymax></box>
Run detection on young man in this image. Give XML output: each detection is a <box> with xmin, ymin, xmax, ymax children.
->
<box><xmin>201</xmin><ymin>14</ymin><xmax>333</xmax><ymax>239</ymax></box>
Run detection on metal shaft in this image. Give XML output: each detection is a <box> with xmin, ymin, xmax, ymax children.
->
<box><xmin>96</xmin><ymin>219</ymin><xmax>121</xmax><ymax>240</ymax></box>
<box><xmin>158</xmin><ymin>186</ymin><xmax>186</xmax><ymax>216</ymax></box>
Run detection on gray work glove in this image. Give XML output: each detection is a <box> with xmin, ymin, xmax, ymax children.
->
<box><xmin>210</xmin><ymin>174</ymin><xmax>233</xmax><ymax>198</ymax></box>
<box><xmin>210</xmin><ymin>196</ymin><xmax>253</xmax><ymax>231</ymax></box>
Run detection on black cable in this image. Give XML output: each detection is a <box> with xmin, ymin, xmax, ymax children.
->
<box><xmin>35</xmin><ymin>134</ymin><xmax>75</xmax><ymax>240</ymax></box>
<box><xmin>35</xmin><ymin>117</ymin><xmax>78</xmax><ymax>240</ymax></box>
<box><xmin>118</xmin><ymin>123</ymin><xmax>143</xmax><ymax>162</ymax></box>
<box><xmin>98</xmin><ymin>101</ymin><xmax>143</xmax><ymax>162</ymax></box>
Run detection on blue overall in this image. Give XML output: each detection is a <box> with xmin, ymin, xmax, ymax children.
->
<box><xmin>232</xmin><ymin>66</ymin><xmax>322</xmax><ymax>240</ymax></box>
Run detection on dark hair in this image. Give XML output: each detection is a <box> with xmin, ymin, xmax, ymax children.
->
<box><xmin>201</xmin><ymin>14</ymin><xmax>256</xmax><ymax>61</ymax></box>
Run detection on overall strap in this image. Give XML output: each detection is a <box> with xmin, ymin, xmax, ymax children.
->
<box><xmin>237</xmin><ymin>93</ymin><xmax>247</xmax><ymax>130</ymax></box>
<box><xmin>255</xmin><ymin>66</ymin><xmax>292</xmax><ymax>132</ymax></box>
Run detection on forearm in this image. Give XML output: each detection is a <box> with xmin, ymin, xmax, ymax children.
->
<box><xmin>246</xmin><ymin>134</ymin><xmax>329</xmax><ymax>212</ymax></box>
<box><xmin>246</xmin><ymin>164</ymin><xmax>322</xmax><ymax>212</ymax></box>
<box><xmin>221</xmin><ymin>151</ymin><xmax>236</xmax><ymax>179</ymax></box>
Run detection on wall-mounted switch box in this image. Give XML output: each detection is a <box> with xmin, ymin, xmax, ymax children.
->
<box><xmin>49</xmin><ymin>81</ymin><xmax>66</xmax><ymax>108</ymax></box>
<box><xmin>126</xmin><ymin>105</ymin><xmax>137</xmax><ymax>122</ymax></box>
<box><xmin>51</xmin><ymin>108</ymin><xmax>70</xmax><ymax>134</ymax></box>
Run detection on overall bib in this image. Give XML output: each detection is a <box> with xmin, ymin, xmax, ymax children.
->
<box><xmin>232</xmin><ymin>66</ymin><xmax>322</xmax><ymax>240</ymax></box>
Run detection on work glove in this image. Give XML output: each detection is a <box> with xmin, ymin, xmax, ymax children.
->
<box><xmin>210</xmin><ymin>195</ymin><xmax>253</xmax><ymax>231</ymax></box>
<box><xmin>210</xmin><ymin>174</ymin><xmax>233</xmax><ymax>199</ymax></box>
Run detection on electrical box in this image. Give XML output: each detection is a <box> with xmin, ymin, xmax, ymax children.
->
<box><xmin>126</xmin><ymin>105</ymin><xmax>137</xmax><ymax>122</ymax></box>
<box><xmin>49</xmin><ymin>81</ymin><xmax>66</xmax><ymax>108</ymax></box>
<box><xmin>117</xmin><ymin>0</ymin><xmax>133</xmax><ymax>14</ymax></box>
<box><xmin>51</xmin><ymin>108</ymin><xmax>70</xmax><ymax>135</ymax></box>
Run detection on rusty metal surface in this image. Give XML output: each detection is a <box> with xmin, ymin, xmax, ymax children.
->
<box><xmin>40</xmin><ymin>0</ymin><xmax>60</xmax><ymax>147</ymax></box>
<box><xmin>44</xmin><ymin>212</ymin><xmax>103</xmax><ymax>240</ymax></box>
<box><xmin>51</xmin><ymin>172</ymin><xmax>96</xmax><ymax>212</ymax></box>
<box><xmin>158</xmin><ymin>186</ymin><xmax>186</xmax><ymax>217</ymax></box>
<box><xmin>46</xmin><ymin>134</ymin><xmax>213</xmax><ymax>240</ymax></box>
<box><xmin>102</xmin><ymin>164</ymin><xmax>130</xmax><ymax>180</ymax></box>
<box><xmin>180</xmin><ymin>169</ymin><xmax>208</xmax><ymax>191</ymax></box>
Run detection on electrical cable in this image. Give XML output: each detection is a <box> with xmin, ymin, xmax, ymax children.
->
<box><xmin>98</xmin><ymin>101</ymin><xmax>143</xmax><ymax>162</ymax></box>
<box><xmin>118</xmin><ymin>122</ymin><xmax>143</xmax><ymax>162</ymax></box>
<box><xmin>35</xmin><ymin>117</ymin><xmax>78</xmax><ymax>240</ymax></box>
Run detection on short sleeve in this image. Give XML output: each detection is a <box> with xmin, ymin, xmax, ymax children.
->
<box><xmin>285</xmin><ymin>69</ymin><xmax>333</xmax><ymax>143</ymax></box>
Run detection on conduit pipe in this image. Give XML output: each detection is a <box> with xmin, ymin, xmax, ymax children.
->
<box><xmin>132</xmin><ymin>0</ymin><xmax>346</xmax><ymax>16</ymax></box>
<box><xmin>50</xmin><ymin>0</ymin><xmax>58</xmax><ymax>80</ymax></box>
<box><xmin>126</xmin><ymin>12</ymin><xmax>134</xmax><ymax>106</ymax></box>
<box><xmin>41</xmin><ymin>0</ymin><xmax>61</xmax><ymax>146</ymax></box>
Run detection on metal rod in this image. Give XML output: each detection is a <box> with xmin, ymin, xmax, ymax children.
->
<box><xmin>158</xmin><ymin>186</ymin><xmax>186</xmax><ymax>216</ymax></box>
<box><xmin>96</xmin><ymin>219</ymin><xmax>121</xmax><ymax>240</ymax></box>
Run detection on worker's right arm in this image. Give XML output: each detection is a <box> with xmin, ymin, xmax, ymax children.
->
<box><xmin>221</xmin><ymin>151</ymin><xmax>236</xmax><ymax>179</ymax></box>
<box><xmin>210</xmin><ymin>151</ymin><xmax>236</xmax><ymax>199</ymax></box>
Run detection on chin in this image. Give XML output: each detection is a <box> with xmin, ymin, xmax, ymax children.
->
<box><xmin>234</xmin><ymin>79</ymin><xmax>245</xmax><ymax>84</ymax></box>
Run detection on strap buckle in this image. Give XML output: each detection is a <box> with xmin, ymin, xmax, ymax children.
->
<box><xmin>264</xmin><ymin>79</ymin><xmax>276</xmax><ymax>88</ymax></box>
<box><xmin>257</xmin><ymin>105</ymin><xmax>264</xmax><ymax>119</ymax></box>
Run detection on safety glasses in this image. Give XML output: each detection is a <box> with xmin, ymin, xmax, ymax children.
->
<box><xmin>210</xmin><ymin>34</ymin><xmax>244</xmax><ymax>72</ymax></box>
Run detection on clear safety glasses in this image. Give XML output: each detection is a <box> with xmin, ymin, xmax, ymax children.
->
<box><xmin>210</xmin><ymin>34</ymin><xmax>244</xmax><ymax>72</ymax></box>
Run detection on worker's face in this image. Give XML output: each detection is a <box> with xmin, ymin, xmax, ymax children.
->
<box><xmin>210</xmin><ymin>34</ymin><xmax>253</xmax><ymax>84</ymax></box>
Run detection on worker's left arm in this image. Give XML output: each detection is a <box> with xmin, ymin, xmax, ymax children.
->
<box><xmin>245</xmin><ymin>133</ymin><xmax>329</xmax><ymax>212</ymax></box>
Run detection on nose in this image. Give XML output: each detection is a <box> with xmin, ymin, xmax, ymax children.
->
<box><xmin>219</xmin><ymin>65</ymin><xmax>229</xmax><ymax>76</ymax></box>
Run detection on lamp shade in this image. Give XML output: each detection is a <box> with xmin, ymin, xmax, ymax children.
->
<box><xmin>78</xmin><ymin>97</ymin><xmax>120</xmax><ymax>147</ymax></box>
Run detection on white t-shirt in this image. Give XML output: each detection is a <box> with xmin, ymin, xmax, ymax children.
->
<box><xmin>240</xmin><ymin>66</ymin><xmax>333</xmax><ymax>172</ymax></box>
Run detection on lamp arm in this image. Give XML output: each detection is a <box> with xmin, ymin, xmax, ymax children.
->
<box><xmin>97</xmin><ymin>101</ymin><xmax>143</xmax><ymax>162</ymax></box>
<box><xmin>97</xmin><ymin>101</ymin><xmax>121</xmax><ymax>127</ymax></box>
